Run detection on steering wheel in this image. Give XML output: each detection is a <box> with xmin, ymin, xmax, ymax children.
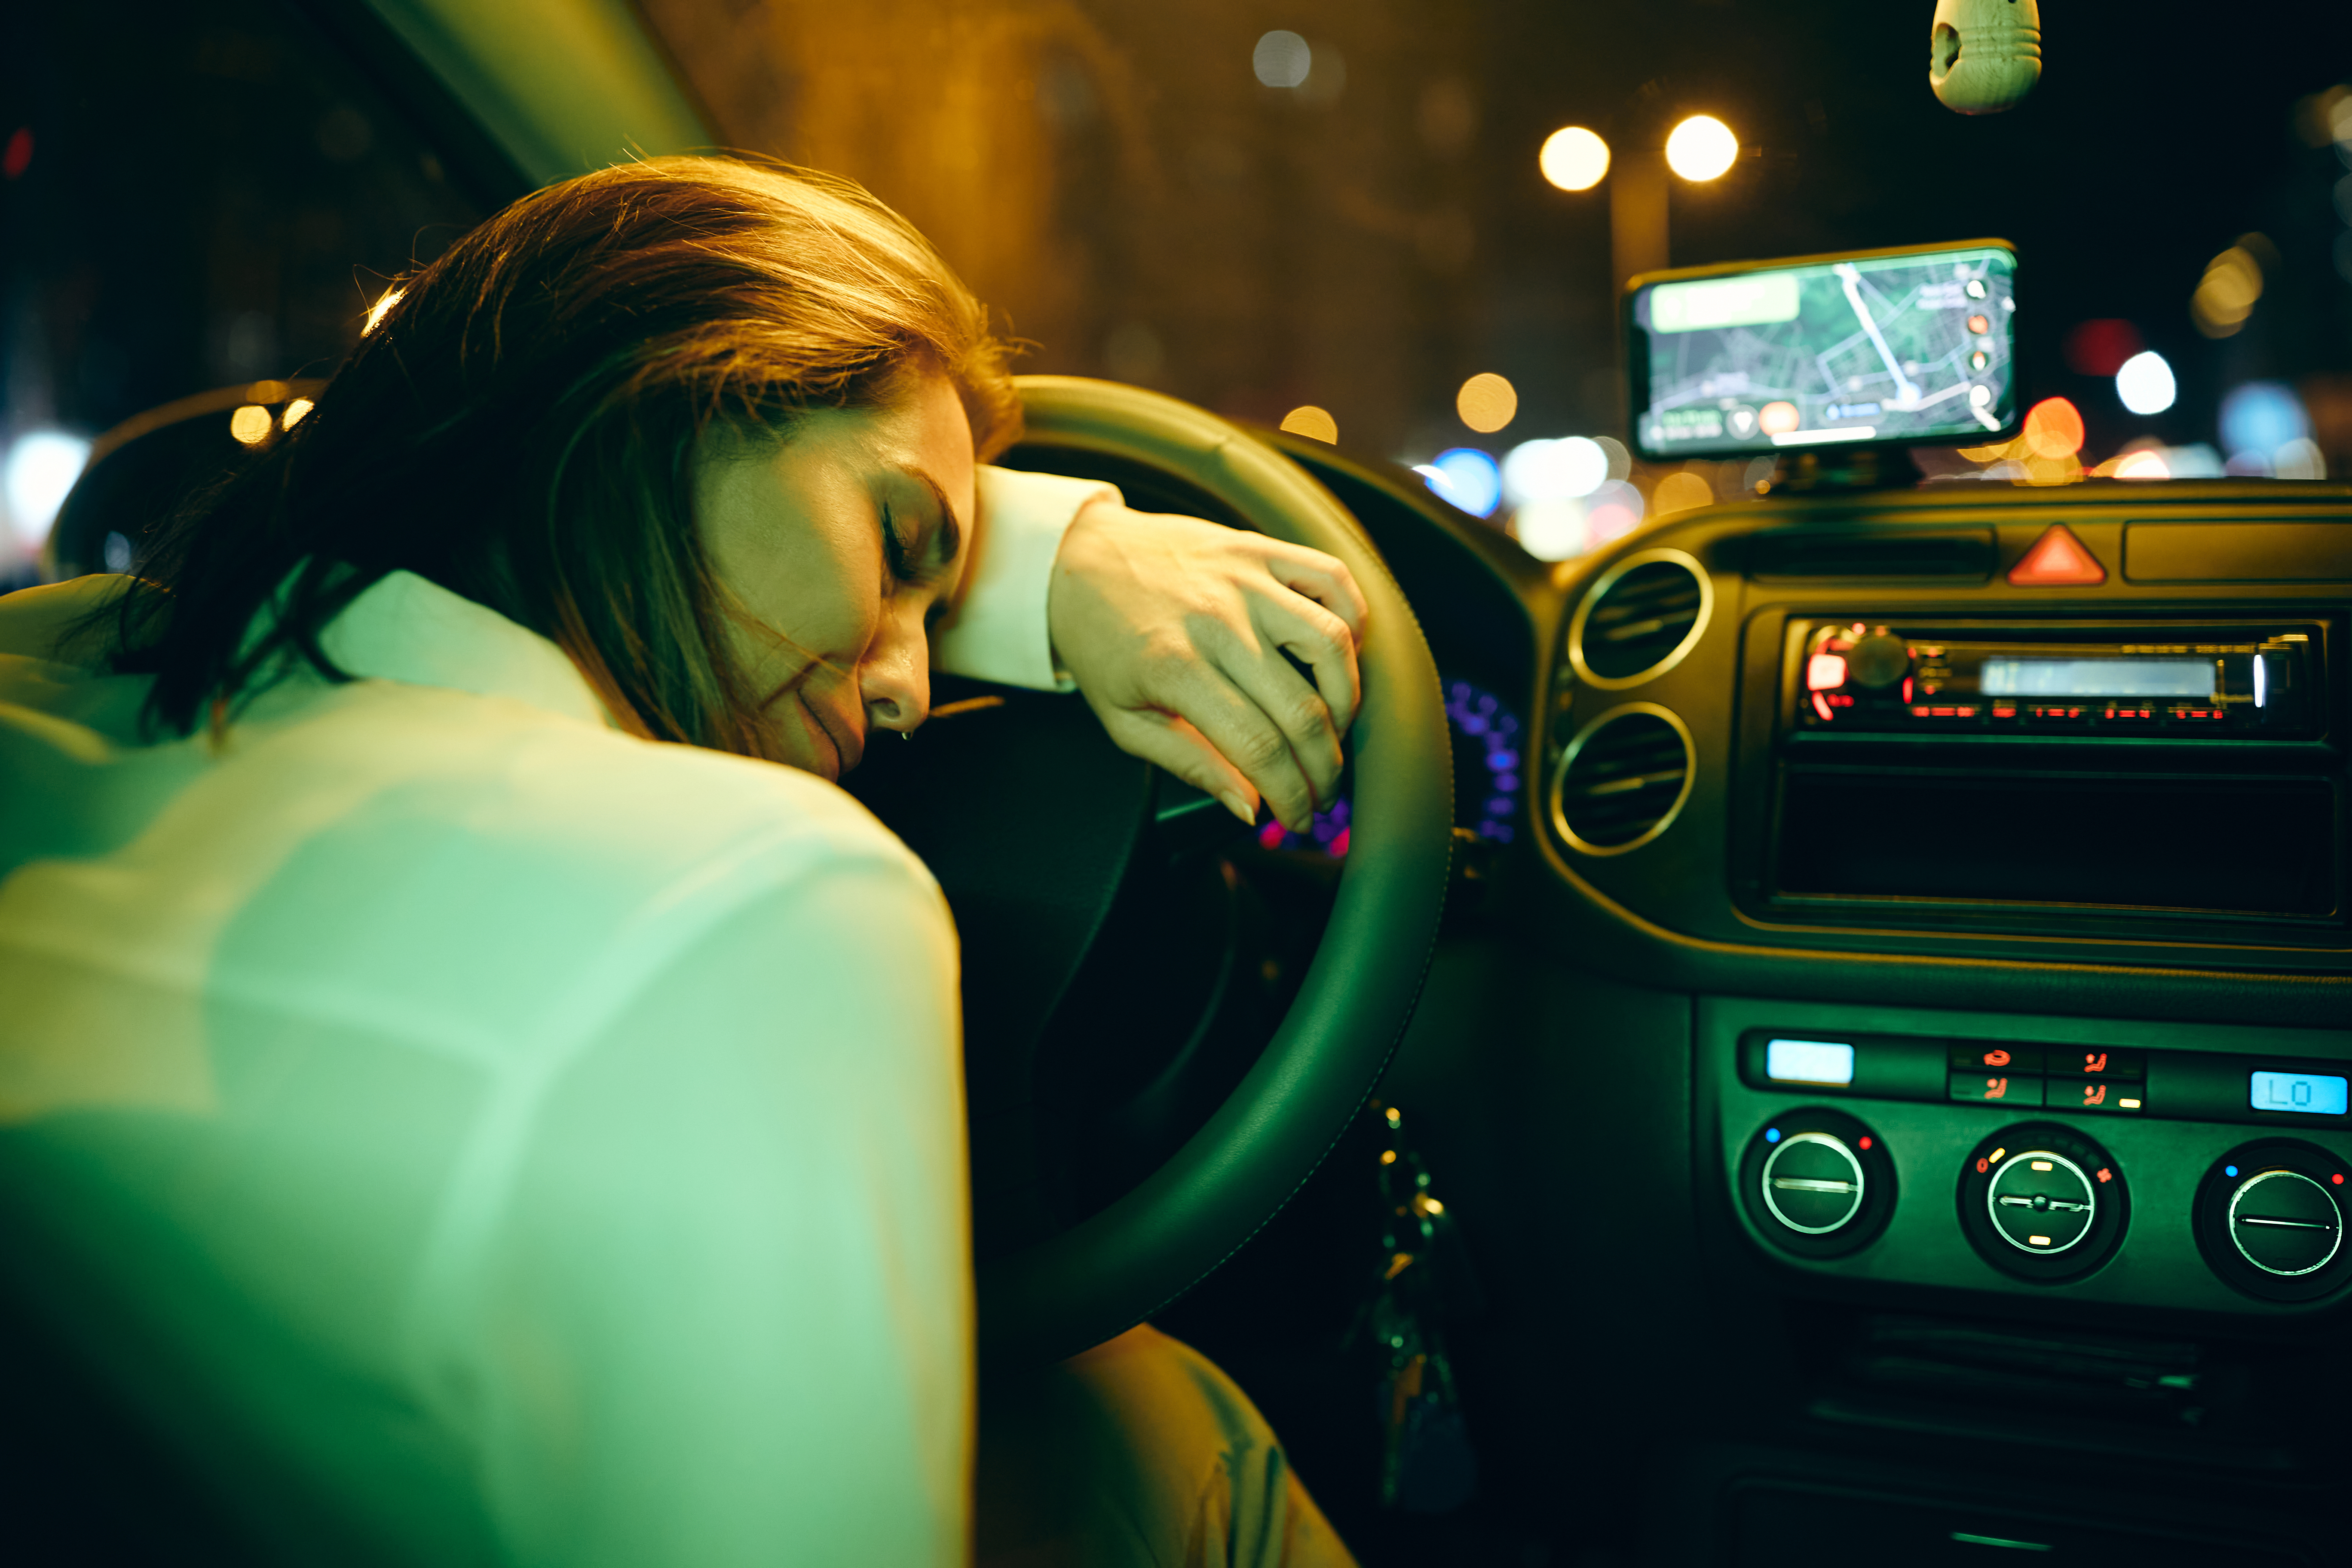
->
<box><xmin>867</xmin><ymin>377</ymin><xmax>1455</xmax><ymax>1364</ymax></box>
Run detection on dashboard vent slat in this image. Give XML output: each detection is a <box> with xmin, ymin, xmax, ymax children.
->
<box><xmin>1569</xmin><ymin>550</ymin><xmax>1712</xmax><ymax>687</ymax></box>
<box><xmin>1552</xmin><ymin>706</ymin><xmax>1694</xmax><ymax>855</ymax></box>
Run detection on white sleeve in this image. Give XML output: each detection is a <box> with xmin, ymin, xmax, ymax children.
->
<box><xmin>928</xmin><ymin>466</ymin><xmax>1121</xmax><ymax>692</ymax></box>
<box><xmin>471</xmin><ymin>854</ymin><xmax>970</xmax><ymax>1567</ymax></box>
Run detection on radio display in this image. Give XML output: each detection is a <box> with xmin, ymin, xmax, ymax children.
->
<box><xmin>1978</xmin><ymin>658</ymin><xmax>2214</xmax><ymax>699</ymax></box>
<box><xmin>2251</xmin><ymin>1071</ymin><xmax>2349</xmax><ymax>1116</ymax></box>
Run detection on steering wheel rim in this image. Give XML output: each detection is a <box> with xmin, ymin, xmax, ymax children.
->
<box><xmin>981</xmin><ymin>376</ymin><xmax>1455</xmax><ymax>1363</ymax></box>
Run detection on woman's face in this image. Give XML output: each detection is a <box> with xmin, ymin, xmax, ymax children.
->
<box><xmin>696</xmin><ymin>372</ymin><xmax>975</xmax><ymax>779</ymax></box>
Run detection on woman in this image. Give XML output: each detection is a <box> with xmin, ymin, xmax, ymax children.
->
<box><xmin>0</xmin><ymin>158</ymin><xmax>1365</xmax><ymax>1564</ymax></box>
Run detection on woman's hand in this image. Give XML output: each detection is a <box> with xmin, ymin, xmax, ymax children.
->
<box><xmin>1046</xmin><ymin>498</ymin><xmax>1369</xmax><ymax>833</ymax></box>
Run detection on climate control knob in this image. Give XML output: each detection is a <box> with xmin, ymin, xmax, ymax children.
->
<box><xmin>2194</xmin><ymin>1141</ymin><xmax>2352</xmax><ymax>1302</ymax></box>
<box><xmin>2227</xmin><ymin>1170</ymin><xmax>2343</xmax><ymax>1277</ymax></box>
<box><xmin>1845</xmin><ymin>631</ymin><xmax>1911</xmax><ymax>689</ymax></box>
<box><xmin>1738</xmin><ymin>1106</ymin><xmax>1896</xmax><ymax>1259</ymax></box>
<box><xmin>1957</xmin><ymin>1123</ymin><xmax>2127</xmax><ymax>1282</ymax></box>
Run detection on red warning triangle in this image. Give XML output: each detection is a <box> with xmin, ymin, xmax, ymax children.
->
<box><xmin>2007</xmin><ymin>524</ymin><xmax>2106</xmax><ymax>586</ymax></box>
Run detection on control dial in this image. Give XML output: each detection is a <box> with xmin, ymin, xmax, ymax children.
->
<box><xmin>1986</xmin><ymin>1148</ymin><xmax>2098</xmax><ymax>1256</ymax></box>
<box><xmin>1844</xmin><ymin>631</ymin><xmax>1911</xmax><ymax>689</ymax></box>
<box><xmin>1957</xmin><ymin>1123</ymin><xmax>2127</xmax><ymax>1283</ymax></box>
<box><xmin>1738</xmin><ymin>1106</ymin><xmax>1896</xmax><ymax>1260</ymax></box>
<box><xmin>2194</xmin><ymin>1140</ymin><xmax>2352</xmax><ymax>1303</ymax></box>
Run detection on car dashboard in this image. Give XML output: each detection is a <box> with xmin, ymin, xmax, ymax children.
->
<box><xmin>1304</xmin><ymin>464</ymin><xmax>2352</xmax><ymax>1565</ymax></box>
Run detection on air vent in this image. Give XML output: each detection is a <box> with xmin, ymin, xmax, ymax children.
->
<box><xmin>1569</xmin><ymin>548</ymin><xmax>1712</xmax><ymax>687</ymax></box>
<box><xmin>1550</xmin><ymin>704</ymin><xmax>1694</xmax><ymax>856</ymax></box>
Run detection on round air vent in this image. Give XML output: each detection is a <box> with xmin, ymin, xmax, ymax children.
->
<box><xmin>1550</xmin><ymin>703</ymin><xmax>1694</xmax><ymax>856</ymax></box>
<box><xmin>1568</xmin><ymin>547</ymin><xmax>1713</xmax><ymax>688</ymax></box>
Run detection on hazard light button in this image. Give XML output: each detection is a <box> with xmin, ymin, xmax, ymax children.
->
<box><xmin>2007</xmin><ymin>524</ymin><xmax>2106</xmax><ymax>587</ymax></box>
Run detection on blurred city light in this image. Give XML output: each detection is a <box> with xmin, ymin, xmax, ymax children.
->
<box><xmin>282</xmin><ymin>398</ymin><xmax>315</xmax><ymax>429</ymax></box>
<box><xmin>2061</xmin><ymin>319</ymin><xmax>2144</xmax><ymax>377</ymax></box>
<box><xmin>1455</xmin><ymin>372</ymin><xmax>1518</xmax><ymax>433</ymax></box>
<box><xmin>1252</xmin><ymin>31</ymin><xmax>1311</xmax><ymax>89</ymax></box>
<box><xmin>1595</xmin><ymin>435</ymin><xmax>1632</xmax><ymax>482</ymax></box>
<box><xmin>2022</xmin><ymin>397</ymin><xmax>2085</xmax><ymax>459</ymax></box>
<box><xmin>3</xmin><ymin>430</ymin><xmax>90</xmax><ymax>550</ymax></box>
<box><xmin>2114</xmin><ymin>350</ymin><xmax>2176</xmax><ymax>416</ymax></box>
<box><xmin>1428</xmin><ymin>447</ymin><xmax>1502</xmax><ymax>516</ymax></box>
<box><xmin>1539</xmin><ymin>126</ymin><xmax>1610</xmax><ymax>191</ymax></box>
<box><xmin>2275</xmin><ymin>438</ymin><xmax>2328</xmax><ymax>481</ymax></box>
<box><xmin>1584</xmin><ymin>478</ymin><xmax>1645</xmax><ymax>545</ymax></box>
<box><xmin>2219</xmin><ymin>382</ymin><xmax>2309</xmax><ymax>460</ymax></box>
<box><xmin>1502</xmin><ymin>436</ymin><xmax>1608</xmax><ymax>503</ymax></box>
<box><xmin>1280</xmin><ymin>405</ymin><xmax>1338</xmax><ymax>444</ymax></box>
<box><xmin>229</xmin><ymin>404</ymin><xmax>274</xmax><ymax>446</ymax></box>
<box><xmin>2110</xmin><ymin>449</ymin><xmax>2171</xmax><ymax>480</ymax></box>
<box><xmin>2191</xmin><ymin>244</ymin><xmax>2263</xmax><ymax>338</ymax></box>
<box><xmin>1511</xmin><ymin>498</ymin><xmax>1586</xmax><ymax>561</ymax></box>
<box><xmin>1663</xmin><ymin>116</ymin><xmax>1738</xmax><ymax>181</ymax></box>
<box><xmin>1758</xmin><ymin>400</ymin><xmax>1799</xmax><ymax>435</ymax></box>
<box><xmin>1651</xmin><ymin>470</ymin><xmax>1714</xmax><ymax>518</ymax></box>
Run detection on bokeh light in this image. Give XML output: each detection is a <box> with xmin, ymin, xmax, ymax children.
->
<box><xmin>2191</xmin><ymin>245</ymin><xmax>2263</xmax><ymax>338</ymax></box>
<box><xmin>1501</xmin><ymin>436</ymin><xmax>1608</xmax><ymax>503</ymax></box>
<box><xmin>3</xmin><ymin>429</ymin><xmax>90</xmax><ymax>550</ymax></box>
<box><xmin>2219</xmin><ymin>382</ymin><xmax>2308</xmax><ymax>460</ymax></box>
<box><xmin>1511</xmin><ymin>498</ymin><xmax>1586</xmax><ymax>561</ymax></box>
<box><xmin>2022</xmin><ymin>397</ymin><xmax>2085</xmax><ymax>459</ymax></box>
<box><xmin>1280</xmin><ymin>404</ymin><xmax>1338</xmax><ymax>443</ymax></box>
<box><xmin>2111</xmin><ymin>449</ymin><xmax>2171</xmax><ymax>480</ymax></box>
<box><xmin>2275</xmin><ymin>438</ymin><xmax>2329</xmax><ymax>481</ymax></box>
<box><xmin>1651</xmin><ymin>470</ymin><xmax>1714</xmax><ymax>518</ymax></box>
<box><xmin>1252</xmin><ymin>31</ymin><xmax>1311</xmax><ymax>89</ymax></box>
<box><xmin>1663</xmin><ymin>115</ymin><xmax>1738</xmax><ymax>181</ymax></box>
<box><xmin>282</xmin><ymin>397</ymin><xmax>315</xmax><ymax>429</ymax></box>
<box><xmin>229</xmin><ymin>404</ymin><xmax>274</xmax><ymax>446</ymax></box>
<box><xmin>1758</xmin><ymin>400</ymin><xmax>1800</xmax><ymax>435</ymax></box>
<box><xmin>2114</xmin><ymin>351</ymin><xmax>2175</xmax><ymax>416</ymax></box>
<box><xmin>1583</xmin><ymin>479</ymin><xmax>1645</xmax><ymax>545</ymax></box>
<box><xmin>2061</xmin><ymin>319</ymin><xmax>2144</xmax><ymax>377</ymax></box>
<box><xmin>1455</xmin><ymin>372</ymin><xmax>1518</xmax><ymax>433</ymax></box>
<box><xmin>1539</xmin><ymin>126</ymin><xmax>1610</xmax><ymax>191</ymax></box>
<box><xmin>1428</xmin><ymin>447</ymin><xmax>1502</xmax><ymax>516</ymax></box>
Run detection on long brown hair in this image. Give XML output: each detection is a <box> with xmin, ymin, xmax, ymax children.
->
<box><xmin>107</xmin><ymin>156</ymin><xmax>1020</xmax><ymax>757</ymax></box>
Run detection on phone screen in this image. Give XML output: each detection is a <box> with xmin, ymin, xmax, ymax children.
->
<box><xmin>1627</xmin><ymin>242</ymin><xmax>2018</xmax><ymax>460</ymax></box>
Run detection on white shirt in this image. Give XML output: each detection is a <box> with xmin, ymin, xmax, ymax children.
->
<box><xmin>0</xmin><ymin>466</ymin><xmax>1111</xmax><ymax>1565</ymax></box>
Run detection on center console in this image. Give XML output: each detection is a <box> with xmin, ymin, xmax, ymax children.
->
<box><xmin>1703</xmin><ymin>996</ymin><xmax>2352</xmax><ymax>1312</ymax></box>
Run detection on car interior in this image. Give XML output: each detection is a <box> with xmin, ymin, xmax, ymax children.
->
<box><xmin>6</xmin><ymin>2</ymin><xmax>2352</xmax><ymax>1564</ymax></box>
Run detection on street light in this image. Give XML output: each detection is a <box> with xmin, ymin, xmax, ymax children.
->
<box><xmin>1663</xmin><ymin>115</ymin><xmax>1738</xmax><ymax>181</ymax></box>
<box><xmin>1539</xmin><ymin>126</ymin><xmax>1610</xmax><ymax>191</ymax></box>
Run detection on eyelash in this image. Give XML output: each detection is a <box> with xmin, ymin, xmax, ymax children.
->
<box><xmin>880</xmin><ymin>504</ymin><xmax>916</xmax><ymax>583</ymax></box>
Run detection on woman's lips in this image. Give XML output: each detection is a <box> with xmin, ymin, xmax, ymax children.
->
<box><xmin>799</xmin><ymin>693</ymin><xmax>863</xmax><ymax>776</ymax></box>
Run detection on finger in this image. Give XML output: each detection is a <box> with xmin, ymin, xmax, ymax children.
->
<box><xmin>1204</xmin><ymin>619</ymin><xmax>1346</xmax><ymax>807</ymax></box>
<box><xmin>1251</xmin><ymin>590</ymin><xmax>1360</xmax><ymax>745</ymax></box>
<box><xmin>1092</xmin><ymin>704</ymin><xmax>1260</xmax><ymax>826</ymax></box>
<box><xmin>1258</xmin><ymin>542</ymin><xmax>1370</xmax><ymax>644</ymax></box>
<box><xmin>1143</xmin><ymin>660</ymin><xmax>1322</xmax><ymax>831</ymax></box>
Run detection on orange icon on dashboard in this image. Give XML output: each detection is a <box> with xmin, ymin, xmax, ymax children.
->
<box><xmin>2081</xmin><ymin>1083</ymin><xmax>2107</xmax><ymax>1106</ymax></box>
<box><xmin>1984</xmin><ymin>1077</ymin><xmax>2009</xmax><ymax>1099</ymax></box>
<box><xmin>2083</xmin><ymin>1052</ymin><xmax>2109</xmax><ymax>1073</ymax></box>
<box><xmin>1984</xmin><ymin>1049</ymin><xmax>2012</xmax><ymax>1067</ymax></box>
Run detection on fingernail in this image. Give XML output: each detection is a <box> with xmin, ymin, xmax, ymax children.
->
<box><xmin>1221</xmin><ymin>790</ymin><xmax>1257</xmax><ymax>825</ymax></box>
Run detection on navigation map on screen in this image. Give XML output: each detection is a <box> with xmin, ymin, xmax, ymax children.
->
<box><xmin>1631</xmin><ymin>245</ymin><xmax>2017</xmax><ymax>458</ymax></box>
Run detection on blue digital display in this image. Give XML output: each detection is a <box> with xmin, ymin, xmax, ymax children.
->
<box><xmin>2251</xmin><ymin>1070</ymin><xmax>2349</xmax><ymax>1116</ymax></box>
<box><xmin>1767</xmin><ymin>1038</ymin><xmax>1856</xmax><ymax>1086</ymax></box>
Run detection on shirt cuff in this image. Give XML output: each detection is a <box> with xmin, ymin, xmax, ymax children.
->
<box><xmin>930</xmin><ymin>466</ymin><xmax>1119</xmax><ymax>692</ymax></box>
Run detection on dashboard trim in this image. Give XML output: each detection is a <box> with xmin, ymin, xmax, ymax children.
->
<box><xmin>1567</xmin><ymin>546</ymin><xmax>1716</xmax><ymax>689</ymax></box>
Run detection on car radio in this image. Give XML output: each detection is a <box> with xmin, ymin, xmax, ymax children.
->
<box><xmin>1786</xmin><ymin>618</ymin><xmax>2321</xmax><ymax>737</ymax></box>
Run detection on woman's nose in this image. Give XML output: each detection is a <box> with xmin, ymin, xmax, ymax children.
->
<box><xmin>861</xmin><ymin>618</ymin><xmax>930</xmax><ymax>734</ymax></box>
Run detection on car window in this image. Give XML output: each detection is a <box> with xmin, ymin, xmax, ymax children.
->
<box><xmin>0</xmin><ymin>0</ymin><xmax>484</xmax><ymax>587</ymax></box>
<box><xmin>637</xmin><ymin>1</ymin><xmax>2352</xmax><ymax>555</ymax></box>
